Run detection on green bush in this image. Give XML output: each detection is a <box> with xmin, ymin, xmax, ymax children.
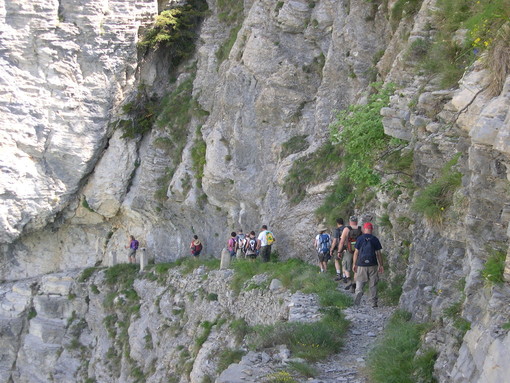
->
<box><xmin>138</xmin><ymin>0</ymin><xmax>208</xmax><ymax>62</ymax></box>
<box><xmin>367</xmin><ymin>310</ymin><xmax>436</xmax><ymax>383</ymax></box>
<box><xmin>27</xmin><ymin>307</ymin><xmax>37</xmax><ymax>320</ymax></box>
<box><xmin>481</xmin><ymin>248</ymin><xmax>507</xmax><ymax>284</ymax></box>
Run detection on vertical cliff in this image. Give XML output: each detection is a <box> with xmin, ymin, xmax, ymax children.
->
<box><xmin>1</xmin><ymin>0</ymin><xmax>510</xmax><ymax>382</ymax></box>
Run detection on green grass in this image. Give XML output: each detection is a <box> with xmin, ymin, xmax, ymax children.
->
<box><xmin>378</xmin><ymin>213</ymin><xmax>392</xmax><ymax>228</ymax></box>
<box><xmin>230</xmin><ymin>318</ymin><xmax>250</xmax><ymax>344</ymax></box>
<box><xmin>412</xmin><ymin>154</ymin><xmax>462</xmax><ymax>222</ymax></box>
<box><xmin>231</xmin><ymin>259</ymin><xmax>352</xmax><ymax>308</ymax></box>
<box><xmin>502</xmin><ymin>322</ymin><xmax>510</xmax><ymax>330</ymax></box>
<box><xmin>216</xmin><ymin>349</ymin><xmax>246</xmax><ymax>373</ymax></box>
<box><xmin>281</xmin><ymin>135</ymin><xmax>310</xmax><ymax>158</ymax></box>
<box><xmin>104</xmin><ymin>264</ymin><xmax>139</xmax><ymax>289</ymax></box>
<box><xmin>265</xmin><ymin>371</ymin><xmax>298</xmax><ymax>383</ymax></box>
<box><xmin>481</xmin><ymin>248</ymin><xmax>507</xmax><ymax>284</ymax></box>
<box><xmin>378</xmin><ymin>273</ymin><xmax>405</xmax><ymax>306</ymax></box>
<box><xmin>288</xmin><ymin>361</ymin><xmax>318</xmax><ymax>378</ymax></box>
<box><xmin>444</xmin><ymin>301</ymin><xmax>471</xmax><ymax>335</ymax></box>
<box><xmin>283</xmin><ymin>141</ymin><xmax>343</xmax><ymax>205</ymax></box>
<box><xmin>390</xmin><ymin>0</ymin><xmax>424</xmax><ymax>29</ymax></box>
<box><xmin>191</xmin><ymin>126</ymin><xmax>207</xmax><ymax>187</ymax></box>
<box><xmin>247</xmin><ymin>307</ymin><xmax>348</xmax><ymax>362</ymax></box>
<box><xmin>216</xmin><ymin>25</ymin><xmax>242</xmax><ymax>63</ymax></box>
<box><xmin>367</xmin><ymin>310</ymin><xmax>437</xmax><ymax>383</ymax></box>
<box><xmin>79</xmin><ymin>267</ymin><xmax>98</xmax><ymax>282</ymax></box>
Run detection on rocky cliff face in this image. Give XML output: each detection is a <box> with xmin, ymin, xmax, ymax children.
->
<box><xmin>1</xmin><ymin>0</ymin><xmax>510</xmax><ymax>382</ymax></box>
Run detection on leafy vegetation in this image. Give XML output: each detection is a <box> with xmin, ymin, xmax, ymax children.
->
<box><xmin>367</xmin><ymin>310</ymin><xmax>437</xmax><ymax>383</ymax></box>
<box><xmin>444</xmin><ymin>300</ymin><xmax>471</xmax><ymax>335</ymax></box>
<box><xmin>138</xmin><ymin>0</ymin><xmax>209</xmax><ymax>64</ymax></box>
<box><xmin>416</xmin><ymin>0</ymin><xmax>510</xmax><ymax>89</ymax></box>
<box><xmin>412</xmin><ymin>154</ymin><xmax>462</xmax><ymax>222</ymax></box>
<box><xmin>481</xmin><ymin>247</ymin><xmax>507</xmax><ymax>284</ymax></box>
<box><xmin>119</xmin><ymin>85</ymin><xmax>158</xmax><ymax>139</ymax></box>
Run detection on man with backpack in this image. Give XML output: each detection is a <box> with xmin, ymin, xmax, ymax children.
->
<box><xmin>339</xmin><ymin>216</ymin><xmax>363</xmax><ymax>291</ymax></box>
<box><xmin>353</xmin><ymin>222</ymin><xmax>384</xmax><ymax>307</ymax></box>
<box><xmin>315</xmin><ymin>224</ymin><xmax>331</xmax><ymax>273</ymax></box>
<box><xmin>236</xmin><ymin>230</ymin><xmax>247</xmax><ymax>258</ymax></box>
<box><xmin>125</xmin><ymin>235</ymin><xmax>139</xmax><ymax>264</ymax></box>
<box><xmin>330</xmin><ymin>218</ymin><xmax>347</xmax><ymax>281</ymax></box>
<box><xmin>245</xmin><ymin>231</ymin><xmax>258</xmax><ymax>260</ymax></box>
<box><xmin>257</xmin><ymin>225</ymin><xmax>275</xmax><ymax>263</ymax></box>
<box><xmin>190</xmin><ymin>235</ymin><xmax>203</xmax><ymax>257</ymax></box>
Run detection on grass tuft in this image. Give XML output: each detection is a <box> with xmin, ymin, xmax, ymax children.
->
<box><xmin>367</xmin><ymin>310</ymin><xmax>437</xmax><ymax>383</ymax></box>
<box><xmin>482</xmin><ymin>247</ymin><xmax>507</xmax><ymax>284</ymax></box>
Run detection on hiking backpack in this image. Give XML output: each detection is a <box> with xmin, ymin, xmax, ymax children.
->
<box><xmin>346</xmin><ymin>226</ymin><xmax>362</xmax><ymax>253</ymax></box>
<box><xmin>318</xmin><ymin>233</ymin><xmax>330</xmax><ymax>254</ymax></box>
<box><xmin>247</xmin><ymin>238</ymin><xmax>257</xmax><ymax>252</ymax></box>
<box><xmin>133</xmin><ymin>240</ymin><xmax>139</xmax><ymax>250</ymax></box>
<box><xmin>265</xmin><ymin>231</ymin><xmax>275</xmax><ymax>245</ymax></box>
<box><xmin>357</xmin><ymin>236</ymin><xmax>378</xmax><ymax>266</ymax></box>
<box><xmin>228</xmin><ymin>238</ymin><xmax>236</xmax><ymax>251</ymax></box>
<box><xmin>194</xmin><ymin>243</ymin><xmax>202</xmax><ymax>253</ymax></box>
<box><xmin>237</xmin><ymin>234</ymin><xmax>246</xmax><ymax>250</ymax></box>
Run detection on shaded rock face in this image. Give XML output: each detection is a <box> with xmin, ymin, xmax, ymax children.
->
<box><xmin>1</xmin><ymin>0</ymin><xmax>510</xmax><ymax>382</ymax></box>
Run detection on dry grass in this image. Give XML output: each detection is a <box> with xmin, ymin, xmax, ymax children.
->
<box><xmin>485</xmin><ymin>22</ymin><xmax>510</xmax><ymax>96</ymax></box>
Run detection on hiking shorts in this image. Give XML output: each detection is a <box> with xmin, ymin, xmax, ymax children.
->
<box><xmin>317</xmin><ymin>251</ymin><xmax>330</xmax><ymax>263</ymax></box>
<box><xmin>128</xmin><ymin>248</ymin><xmax>136</xmax><ymax>259</ymax></box>
<box><xmin>342</xmin><ymin>251</ymin><xmax>353</xmax><ymax>273</ymax></box>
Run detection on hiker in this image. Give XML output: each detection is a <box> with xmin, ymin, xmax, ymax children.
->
<box><xmin>125</xmin><ymin>235</ymin><xmax>139</xmax><ymax>264</ymax></box>
<box><xmin>190</xmin><ymin>235</ymin><xmax>203</xmax><ymax>257</ymax></box>
<box><xmin>314</xmin><ymin>224</ymin><xmax>331</xmax><ymax>273</ymax></box>
<box><xmin>257</xmin><ymin>225</ymin><xmax>275</xmax><ymax>263</ymax></box>
<box><xmin>330</xmin><ymin>218</ymin><xmax>347</xmax><ymax>281</ymax></box>
<box><xmin>236</xmin><ymin>229</ymin><xmax>247</xmax><ymax>258</ymax></box>
<box><xmin>245</xmin><ymin>231</ymin><xmax>259</xmax><ymax>260</ymax></box>
<box><xmin>227</xmin><ymin>232</ymin><xmax>237</xmax><ymax>258</ymax></box>
<box><xmin>340</xmin><ymin>216</ymin><xmax>363</xmax><ymax>292</ymax></box>
<box><xmin>353</xmin><ymin>222</ymin><xmax>384</xmax><ymax>307</ymax></box>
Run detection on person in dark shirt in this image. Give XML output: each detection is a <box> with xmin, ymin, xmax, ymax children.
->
<box><xmin>353</xmin><ymin>222</ymin><xmax>384</xmax><ymax>308</ymax></box>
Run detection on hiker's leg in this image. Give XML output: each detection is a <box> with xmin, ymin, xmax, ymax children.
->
<box><xmin>367</xmin><ymin>266</ymin><xmax>379</xmax><ymax>306</ymax></box>
<box><xmin>342</xmin><ymin>252</ymin><xmax>353</xmax><ymax>279</ymax></box>
<box><xmin>354</xmin><ymin>267</ymin><xmax>369</xmax><ymax>303</ymax></box>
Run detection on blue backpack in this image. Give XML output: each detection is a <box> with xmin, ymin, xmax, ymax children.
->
<box><xmin>318</xmin><ymin>233</ymin><xmax>330</xmax><ymax>253</ymax></box>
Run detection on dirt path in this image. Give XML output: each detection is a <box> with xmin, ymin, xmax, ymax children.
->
<box><xmin>308</xmin><ymin>287</ymin><xmax>395</xmax><ymax>383</ymax></box>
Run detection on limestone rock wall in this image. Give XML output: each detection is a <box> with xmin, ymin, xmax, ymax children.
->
<box><xmin>0</xmin><ymin>266</ymin><xmax>313</xmax><ymax>383</ymax></box>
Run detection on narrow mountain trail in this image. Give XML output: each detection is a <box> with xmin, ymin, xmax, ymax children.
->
<box><xmin>309</xmin><ymin>288</ymin><xmax>395</xmax><ymax>383</ymax></box>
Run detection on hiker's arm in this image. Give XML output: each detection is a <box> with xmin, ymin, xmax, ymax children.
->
<box><xmin>353</xmin><ymin>249</ymin><xmax>359</xmax><ymax>273</ymax></box>
<box><xmin>330</xmin><ymin>237</ymin><xmax>337</xmax><ymax>254</ymax></box>
<box><xmin>338</xmin><ymin>228</ymin><xmax>349</xmax><ymax>253</ymax></box>
<box><xmin>257</xmin><ymin>239</ymin><xmax>261</xmax><ymax>250</ymax></box>
<box><xmin>376</xmin><ymin>250</ymin><xmax>384</xmax><ymax>273</ymax></box>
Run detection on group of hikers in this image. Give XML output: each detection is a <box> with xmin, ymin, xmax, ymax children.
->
<box><xmin>315</xmin><ymin>216</ymin><xmax>384</xmax><ymax>308</ymax></box>
<box><xmin>128</xmin><ymin>217</ymin><xmax>383</xmax><ymax>308</ymax></box>
<box><xmin>224</xmin><ymin>225</ymin><xmax>276</xmax><ymax>262</ymax></box>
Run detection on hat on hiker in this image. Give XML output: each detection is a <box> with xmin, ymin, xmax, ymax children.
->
<box><xmin>349</xmin><ymin>215</ymin><xmax>358</xmax><ymax>223</ymax></box>
<box><xmin>317</xmin><ymin>224</ymin><xmax>328</xmax><ymax>232</ymax></box>
<box><xmin>363</xmin><ymin>222</ymin><xmax>373</xmax><ymax>230</ymax></box>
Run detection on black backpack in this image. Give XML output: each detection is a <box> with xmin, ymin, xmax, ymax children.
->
<box><xmin>247</xmin><ymin>238</ymin><xmax>257</xmax><ymax>252</ymax></box>
<box><xmin>357</xmin><ymin>236</ymin><xmax>378</xmax><ymax>266</ymax></box>
<box><xmin>346</xmin><ymin>226</ymin><xmax>362</xmax><ymax>253</ymax></box>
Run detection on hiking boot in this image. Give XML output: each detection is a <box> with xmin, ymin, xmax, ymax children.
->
<box><xmin>354</xmin><ymin>292</ymin><xmax>363</xmax><ymax>306</ymax></box>
<box><xmin>350</xmin><ymin>283</ymin><xmax>356</xmax><ymax>293</ymax></box>
<box><xmin>344</xmin><ymin>283</ymin><xmax>352</xmax><ymax>290</ymax></box>
<box><xmin>334</xmin><ymin>274</ymin><xmax>342</xmax><ymax>281</ymax></box>
<box><xmin>342</xmin><ymin>276</ymin><xmax>348</xmax><ymax>283</ymax></box>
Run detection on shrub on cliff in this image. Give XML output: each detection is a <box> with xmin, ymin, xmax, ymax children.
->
<box><xmin>138</xmin><ymin>0</ymin><xmax>209</xmax><ymax>66</ymax></box>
